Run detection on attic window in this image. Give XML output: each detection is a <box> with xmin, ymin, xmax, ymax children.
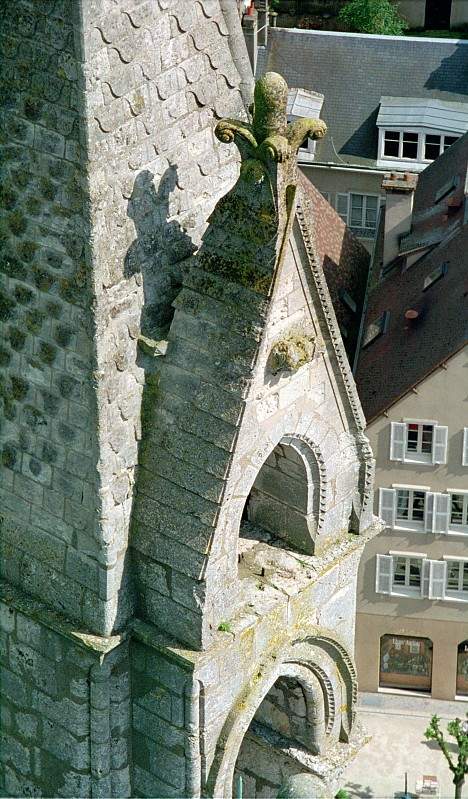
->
<box><xmin>340</xmin><ymin>290</ymin><xmax>357</xmax><ymax>314</ymax></box>
<box><xmin>423</xmin><ymin>263</ymin><xmax>448</xmax><ymax>291</ymax></box>
<box><xmin>362</xmin><ymin>311</ymin><xmax>389</xmax><ymax>348</ymax></box>
<box><xmin>424</xmin><ymin>134</ymin><xmax>459</xmax><ymax>162</ymax></box>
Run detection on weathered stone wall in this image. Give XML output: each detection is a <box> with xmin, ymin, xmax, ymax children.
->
<box><xmin>129</xmin><ymin>538</ymin><xmax>368</xmax><ymax>798</ymax></box>
<box><xmin>0</xmin><ymin>582</ymin><xmax>131</xmax><ymax>798</ymax></box>
<box><xmin>0</xmin><ymin>0</ymin><xmax>250</xmax><ymax>635</ymax></box>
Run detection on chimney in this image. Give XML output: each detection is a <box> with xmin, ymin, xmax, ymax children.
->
<box><xmin>381</xmin><ymin>172</ymin><xmax>418</xmax><ymax>267</ymax></box>
<box><xmin>242</xmin><ymin>4</ymin><xmax>258</xmax><ymax>74</ymax></box>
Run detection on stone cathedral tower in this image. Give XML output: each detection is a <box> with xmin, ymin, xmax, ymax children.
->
<box><xmin>0</xmin><ymin>2</ymin><xmax>378</xmax><ymax>798</ymax></box>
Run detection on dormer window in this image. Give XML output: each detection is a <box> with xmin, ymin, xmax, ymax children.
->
<box><xmin>383</xmin><ymin>130</ymin><xmax>418</xmax><ymax>160</ymax></box>
<box><xmin>362</xmin><ymin>310</ymin><xmax>389</xmax><ymax>347</ymax></box>
<box><xmin>377</xmin><ymin>97</ymin><xmax>467</xmax><ymax>171</ymax></box>
<box><xmin>424</xmin><ymin>134</ymin><xmax>458</xmax><ymax>161</ymax></box>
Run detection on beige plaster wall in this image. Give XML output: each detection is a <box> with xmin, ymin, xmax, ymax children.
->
<box><xmin>355</xmin><ymin>347</ymin><xmax>468</xmax><ymax>699</ymax></box>
<box><xmin>356</xmin><ymin>612</ymin><xmax>463</xmax><ymax>700</ymax></box>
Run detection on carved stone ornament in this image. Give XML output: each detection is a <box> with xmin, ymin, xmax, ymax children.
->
<box><xmin>268</xmin><ymin>331</ymin><xmax>317</xmax><ymax>375</ymax></box>
<box><xmin>215</xmin><ymin>71</ymin><xmax>327</xmax><ymax>165</ymax></box>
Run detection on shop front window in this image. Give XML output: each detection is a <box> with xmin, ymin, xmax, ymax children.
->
<box><xmin>379</xmin><ymin>634</ymin><xmax>433</xmax><ymax>692</ymax></box>
<box><xmin>457</xmin><ymin>640</ymin><xmax>468</xmax><ymax>697</ymax></box>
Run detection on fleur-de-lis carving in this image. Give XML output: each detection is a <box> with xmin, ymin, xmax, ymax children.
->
<box><xmin>215</xmin><ymin>72</ymin><xmax>327</xmax><ymax>165</ymax></box>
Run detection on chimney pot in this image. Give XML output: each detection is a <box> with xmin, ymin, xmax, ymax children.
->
<box><xmin>404</xmin><ymin>309</ymin><xmax>419</xmax><ymax>320</ymax></box>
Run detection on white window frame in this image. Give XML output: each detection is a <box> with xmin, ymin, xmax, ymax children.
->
<box><xmin>423</xmin><ymin>132</ymin><xmax>460</xmax><ymax>162</ymax></box>
<box><xmin>448</xmin><ymin>490</ymin><xmax>468</xmax><ymax>535</ymax></box>
<box><xmin>390</xmin><ymin>553</ymin><xmax>425</xmax><ymax>597</ymax></box>
<box><xmin>376</xmin><ymin>553</ymin><xmax>449</xmax><ymax>599</ymax></box>
<box><xmin>334</xmin><ymin>193</ymin><xmax>382</xmax><ymax>232</ymax></box>
<box><xmin>349</xmin><ymin>193</ymin><xmax>380</xmax><ymax>231</ymax></box>
<box><xmin>377</xmin><ymin>127</ymin><xmax>461</xmax><ymax>171</ymax></box>
<box><xmin>394</xmin><ymin>485</ymin><xmax>427</xmax><ymax>531</ymax></box>
<box><xmin>443</xmin><ymin>557</ymin><xmax>468</xmax><ymax>602</ymax></box>
<box><xmin>389</xmin><ymin>420</ymin><xmax>448</xmax><ymax>465</ymax></box>
<box><xmin>404</xmin><ymin>420</ymin><xmax>436</xmax><ymax>463</ymax></box>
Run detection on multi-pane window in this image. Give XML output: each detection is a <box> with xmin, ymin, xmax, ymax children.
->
<box><xmin>450</xmin><ymin>493</ymin><xmax>468</xmax><ymax>530</ymax></box>
<box><xmin>382</xmin><ymin>130</ymin><xmax>460</xmax><ymax>164</ymax></box>
<box><xmin>406</xmin><ymin>423</ymin><xmax>434</xmax><ymax>457</ymax></box>
<box><xmin>383</xmin><ymin>130</ymin><xmax>418</xmax><ymax>160</ymax></box>
<box><xmin>424</xmin><ymin>134</ymin><xmax>459</xmax><ymax>161</ymax></box>
<box><xmin>446</xmin><ymin>561</ymin><xmax>468</xmax><ymax>594</ymax></box>
<box><xmin>393</xmin><ymin>556</ymin><xmax>422</xmax><ymax>590</ymax></box>
<box><xmin>335</xmin><ymin>194</ymin><xmax>381</xmax><ymax>233</ymax></box>
<box><xmin>396</xmin><ymin>489</ymin><xmax>425</xmax><ymax>524</ymax></box>
<box><xmin>349</xmin><ymin>194</ymin><xmax>379</xmax><ymax>230</ymax></box>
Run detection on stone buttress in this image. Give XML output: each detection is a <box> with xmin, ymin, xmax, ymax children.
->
<box><xmin>129</xmin><ymin>73</ymin><xmax>380</xmax><ymax>797</ymax></box>
<box><xmin>0</xmin><ymin>1</ymin><xmax>250</xmax><ymax>796</ymax></box>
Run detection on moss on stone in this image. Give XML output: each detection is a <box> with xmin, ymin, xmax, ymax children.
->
<box><xmin>0</xmin><ymin>185</ymin><xmax>17</xmax><ymax>210</ymax></box>
<box><xmin>7</xmin><ymin>210</ymin><xmax>27</xmax><ymax>236</ymax></box>
<box><xmin>23</xmin><ymin>96</ymin><xmax>43</xmax><ymax>120</ymax></box>
<box><xmin>11</xmin><ymin>169</ymin><xmax>31</xmax><ymax>189</ymax></box>
<box><xmin>32</xmin><ymin>266</ymin><xmax>54</xmax><ymax>292</ymax></box>
<box><xmin>18</xmin><ymin>240</ymin><xmax>38</xmax><ymax>262</ymax></box>
<box><xmin>42</xmin><ymin>441</ymin><xmax>58</xmax><ymax>464</ymax></box>
<box><xmin>14</xmin><ymin>284</ymin><xmax>34</xmax><ymax>304</ymax></box>
<box><xmin>58</xmin><ymin>374</ymin><xmax>79</xmax><ymax>399</ymax></box>
<box><xmin>1</xmin><ymin>253</ymin><xmax>27</xmax><ymax>281</ymax></box>
<box><xmin>40</xmin><ymin>390</ymin><xmax>61</xmax><ymax>415</ymax></box>
<box><xmin>10</xmin><ymin>376</ymin><xmax>29</xmax><ymax>402</ymax></box>
<box><xmin>23</xmin><ymin>405</ymin><xmax>45</xmax><ymax>430</ymax></box>
<box><xmin>2</xmin><ymin>444</ymin><xmax>17</xmax><ymax>469</ymax></box>
<box><xmin>54</xmin><ymin>324</ymin><xmax>72</xmax><ymax>348</ymax></box>
<box><xmin>26</xmin><ymin>196</ymin><xmax>41</xmax><ymax>216</ymax></box>
<box><xmin>0</xmin><ymin>289</ymin><xmax>15</xmax><ymax>321</ymax></box>
<box><xmin>38</xmin><ymin>341</ymin><xmax>57</xmax><ymax>365</ymax></box>
<box><xmin>3</xmin><ymin>398</ymin><xmax>17</xmax><ymax>421</ymax></box>
<box><xmin>9</xmin><ymin>327</ymin><xmax>26</xmax><ymax>351</ymax></box>
<box><xmin>40</xmin><ymin>177</ymin><xmax>57</xmax><ymax>201</ymax></box>
<box><xmin>25</xmin><ymin>308</ymin><xmax>45</xmax><ymax>334</ymax></box>
<box><xmin>46</xmin><ymin>300</ymin><xmax>62</xmax><ymax>318</ymax></box>
<box><xmin>0</xmin><ymin>346</ymin><xmax>11</xmax><ymax>367</ymax></box>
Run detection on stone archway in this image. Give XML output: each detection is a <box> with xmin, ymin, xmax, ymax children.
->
<box><xmin>206</xmin><ymin>635</ymin><xmax>356</xmax><ymax>799</ymax></box>
<box><xmin>240</xmin><ymin>435</ymin><xmax>324</xmax><ymax>556</ymax></box>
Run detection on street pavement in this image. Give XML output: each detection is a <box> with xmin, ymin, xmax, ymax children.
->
<box><xmin>342</xmin><ymin>692</ymin><xmax>468</xmax><ymax>799</ymax></box>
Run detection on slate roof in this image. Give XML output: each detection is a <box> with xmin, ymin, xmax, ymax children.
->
<box><xmin>258</xmin><ymin>29</ymin><xmax>468</xmax><ymax>167</ymax></box>
<box><xmin>354</xmin><ymin>133</ymin><xmax>468</xmax><ymax>421</ymax></box>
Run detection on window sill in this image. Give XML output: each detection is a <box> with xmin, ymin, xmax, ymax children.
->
<box><xmin>403</xmin><ymin>454</ymin><xmax>434</xmax><ymax>465</ymax></box>
<box><xmin>378</xmin><ymin>686</ymin><xmax>432</xmax><ymax>698</ymax></box>
<box><xmin>393</xmin><ymin>524</ymin><xmax>426</xmax><ymax>533</ymax></box>
<box><xmin>448</xmin><ymin>528</ymin><xmax>468</xmax><ymax>536</ymax></box>
<box><xmin>445</xmin><ymin>593</ymin><xmax>468</xmax><ymax>603</ymax></box>
<box><xmin>390</xmin><ymin>588</ymin><xmax>421</xmax><ymax>598</ymax></box>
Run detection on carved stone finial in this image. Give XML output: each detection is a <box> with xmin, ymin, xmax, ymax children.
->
<box><xmin>215</xmin><ymin>71</ymin><xmax>327</xmax><ymax>166</ymax></box>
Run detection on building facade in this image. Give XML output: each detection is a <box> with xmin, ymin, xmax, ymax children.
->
<box><xmin>0</xmin><ymin>3</ymin><xmax>379</xmax><ymax>796</ymax></box>
<box><xmin>257</xmin><ymin>28</ymin><xmax>468</xmax><ymax>251</ymax></box>
<box><xmin>353</xmin><ymin>136</ymin><xmax>468</xmax><ymax>701</ymax></box>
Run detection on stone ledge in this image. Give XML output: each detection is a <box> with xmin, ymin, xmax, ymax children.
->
<box><xmin>0</xmin><ymin>579</ymin><xmax>126</xmax><ymax>655</ymax></box>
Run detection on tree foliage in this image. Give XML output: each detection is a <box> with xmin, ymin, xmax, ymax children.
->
<box><xmin>338</xmin><ymin>0</ymin><xmax>407</xmax><ymax>35</ymax></box>
<box><xmin>424</xmin><ymin>714</ymin><xmax>468</xmax><ymax>799</ymax></box>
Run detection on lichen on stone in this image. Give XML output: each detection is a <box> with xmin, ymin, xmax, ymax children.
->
<box><xmin>268</xmin><ymin>330</ymin><xmax>316</xmax><ymax>374</ymax></box>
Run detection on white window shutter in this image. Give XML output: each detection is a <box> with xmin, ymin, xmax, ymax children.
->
<box><xmin>390</xmin><ymin>422</ymin><xmax>406</xmax><ymax>461</ymax></box>
<box><xmin>424</xmin><ymin>492</ymin><xmax>435</xmax><ymax>533</ymax></box>
<box><xmin>463</xmin><ymin>428</ymin><xmax>468</xmax><ymax>467</ymax></box>
<box><xmin>433</xmin><ymin>493</ymin><xmax>450</xmax><ymax>533</ymax></box>
<box><xmin>421</xmin><ymin>558</ymin><xmax>430</xmax><ymax>598</ymax></box>
<box><xmin>379</xmin><ymin>488</ymin><xmax>396</xmax><ymax>527</ymax></box>
<box><xmin>432</xmin><ymin>425</ymin><xmax>448</xmax><ymax>464</ymax></box>
<box><xmin>428</xmin><ymin>560</ymin><xmax>447</xmax><ymax>600</ymax></box>
<box><xmin>375</xmin><ymin>554</ymin><xmax>393</xmax><ymax>595</ymax></box>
